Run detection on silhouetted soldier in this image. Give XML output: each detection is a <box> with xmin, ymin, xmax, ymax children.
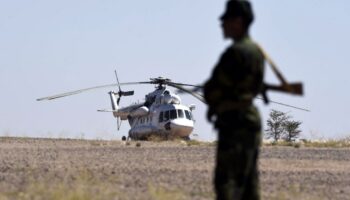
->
<box><xmin>204</xmin><ymin>1</ymin><xmax>264</xmax><ymax>199</ymax></box>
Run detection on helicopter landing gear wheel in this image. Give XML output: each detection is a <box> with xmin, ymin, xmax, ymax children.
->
<box><xmin>121</xmin><ymin>136</ymin><xmax>127</xmax><ymax>141</ymax></box>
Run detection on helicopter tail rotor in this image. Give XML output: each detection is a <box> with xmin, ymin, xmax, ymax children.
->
<box><xmin>110</xmin><ymin>71</ymin><xmax>135</xmax><ymax>130</ymax></box>
<box><xmin>114</xmin><ymin>70</ymin><xmax>134</xmax><ymax>104</ymax></box>
<box><xmin>108</xmin><ymin>90</ymin><xmax>134</xmax><ymax>115</ymax></box>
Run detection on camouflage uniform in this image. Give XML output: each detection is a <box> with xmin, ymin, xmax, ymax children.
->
<box><xmin>204</xmin><ymin>35</ymin><xmax>264</xmax><ymax>199</ymax></box>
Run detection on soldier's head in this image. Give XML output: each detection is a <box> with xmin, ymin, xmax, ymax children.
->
<box><xmin>220</xmin><ymin>0</ymin><xmax>254</xmax><ymax>40</ymax></box>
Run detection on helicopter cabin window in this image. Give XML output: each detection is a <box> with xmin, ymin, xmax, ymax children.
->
<box><xmin>177</xmin><ymin>109</ymin><xmax>184</xmax><ymax>118</ymax></box>
<box><xmin>164</xmin><ymin>110</ymin><xmax>170</xmax><ymax>122</ymax></box>
<box><xmin>170</xmin><ymin>109</ymin><xmax>177</xmax><ymax>119</ymax></box>
<box><xmin>159</xmin><ymin>112</ymin><xmax>164</xmax><ymax>122</ymax></box>
<box><xmin>185</xmin><ymin>110</ymin><xmax>192</xmax><ymax>120</ymax></box>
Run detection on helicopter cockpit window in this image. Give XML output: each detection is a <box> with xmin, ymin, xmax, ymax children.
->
<box><xmin>159</xmin><ymin>112</ymin><xmax>164</xmax><ymax>122</ymax></box>
<box><xmin>170</xmin><ymin>109</ymin><xmax>177</xmax><ymax>119</ymax></box>
<box><xmin>185</xmin><ymin>110</ymin><xmax>192</xmax><ymax>120</ymax></box>
<box><xmin>163</xmin><ymin>90</ymin><xmax>170</xmax><ymax>95</ymax></box>
<box><xmin>177</xmin><ymin>109</ymin><xmax>184</xmax><ymax>118</ymax></box>
<box><xmin>164</xmin><ymin>110</ymin><xmax>170</xmax><ymax>122</ymax></box>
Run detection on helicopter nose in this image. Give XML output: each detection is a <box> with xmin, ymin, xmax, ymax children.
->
<box><xmin>169</xmin><ymin>120</ymin><xmax>194</xmax><ymax>137</ymax></box>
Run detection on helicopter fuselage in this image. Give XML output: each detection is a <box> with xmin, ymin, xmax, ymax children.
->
<box><xmin>37</xmin><ymin>76</ymin><xmax>201</xmax><ymax>140</ymax></box>
<box><xmin>110</xmin><ymin>86</ymin><xmax>195</xmax><ymax>140</ymax></box>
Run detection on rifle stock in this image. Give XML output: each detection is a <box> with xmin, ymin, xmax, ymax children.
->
<box><xmin>264</xmin><ymin>82</ymin><xmax>303</xmax><ymax>96</ymax></box>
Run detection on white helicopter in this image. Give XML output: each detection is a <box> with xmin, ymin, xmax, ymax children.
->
<box><xmin>37</xmin><ymin>71</ymin><xmax>309</xmax><ymax>140</ymax></box>
<box><xmin>37</xmin><ymin>74</ymin><xmax>205</xmax><ymax>140</ymax></box>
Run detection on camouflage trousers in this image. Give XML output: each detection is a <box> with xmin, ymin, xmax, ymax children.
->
<box><xmin>214</xmin><ymin>106</ymin><xmax>261</xmax><ymax>200</ymax></box>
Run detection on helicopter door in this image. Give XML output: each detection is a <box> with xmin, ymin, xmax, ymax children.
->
<box><xmin>158</xmin><ymin>110</ymin><xmax>170</xmax><ymax>123</ymax></box>
<box><xmin>158</xmin><ymin>110</ymin><xmax>169</xmax><ymax>131</ymax></box>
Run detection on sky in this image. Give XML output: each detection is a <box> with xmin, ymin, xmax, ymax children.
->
<box><xmin>1</xmin><ymin>0</ymin><xmax>349</xmax><ymax>141</ymax></box>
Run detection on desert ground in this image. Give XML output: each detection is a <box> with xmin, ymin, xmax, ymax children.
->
<box><xmin>0</xmin><ymin>137</ymin><xmax>349</xmax><ymax>200</ymax></box>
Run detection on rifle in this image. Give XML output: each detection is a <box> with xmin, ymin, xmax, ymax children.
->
<box><xmin>256</xmin><ymin>43</ymin><xmax>304</xmax><ymax>104</ymax></box>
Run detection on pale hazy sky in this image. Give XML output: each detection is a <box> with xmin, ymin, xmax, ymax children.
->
<box><xmin>1</xmin><ymin>0</ymin><xmax>349</xmax><ymax>141</ymax></box>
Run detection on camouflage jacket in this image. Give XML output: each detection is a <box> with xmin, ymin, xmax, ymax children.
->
<box><xmin>204</xmin><ymin>35</ymin><xmax>264</xmax><ymax>114</ymax></box>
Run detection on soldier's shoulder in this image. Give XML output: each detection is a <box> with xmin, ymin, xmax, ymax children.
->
<box><xmin>233</xmin><ymin>38</ymin><xmax>258</xmax><ymax>51</ymax></box>
<box><xmin>232</xmin><ymin>38</ymin><xmax>262</xmax><ymax>58</ymax></box>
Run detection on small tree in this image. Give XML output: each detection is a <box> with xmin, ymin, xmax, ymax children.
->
<box><xmin>282</xmin><ymin>120</ymin><xmax>302</xmax><ymax>142</ymax></box>
<box><xmin>265</xmin><ymin>110</ymin><xmax>290</xmax><ymax>142</ymax></box>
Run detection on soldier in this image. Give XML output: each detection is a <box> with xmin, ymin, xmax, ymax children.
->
<box><xmin>203</xmin><ymin>1</ymin><xmax>264</xmax><ymax>200</ymax></box>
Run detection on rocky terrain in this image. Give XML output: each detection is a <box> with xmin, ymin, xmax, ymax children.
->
<box><xmin>0</xmin><ymin>137</ymin><xmax>349</xmax><ymax>200</ymax></box>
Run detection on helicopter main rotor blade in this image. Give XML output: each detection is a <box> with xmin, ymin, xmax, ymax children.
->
<box><xmin>175</xmin><ymin>87</ymin><xmax>310</xmax><ymax>112</ymax></box>
<box><xmin>37</xmin><ymin>81</ymin><xmax>151</xmax><ymax>101</ymax></box>
<box><xmin>36</xmin><ymin>77</ymin><xmax>203</xmax><ymax>101</ymax></box>
<box><xmin>168</xmin><ymin>81</ymin><xmax>203</xmax><ymax>88</ymax></box>
<box><xmin>167</xmin><ymin>83</ymin><xmax>206</xmax><ymax>103</ymax></box>
<box><xmin>255</xmin><ymin>97</ymin><xmax>310</xmax><ymax>112</ymax></box>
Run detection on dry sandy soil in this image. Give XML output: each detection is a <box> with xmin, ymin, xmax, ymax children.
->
<box><xmin>0</xmin><ymin>137</ymin><xmax>350</xmax><ymax>200</ymax></box>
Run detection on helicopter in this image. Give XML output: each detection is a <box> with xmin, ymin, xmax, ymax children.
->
<box><xmin>37</xmin><ymin>74</ymin><xmax>206</xmax><ymax>140</ymax></box>
<box><xmin>37</xmin><ymin>71</ymin><xmax>308</xmax><ymax>140</ymax></box>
